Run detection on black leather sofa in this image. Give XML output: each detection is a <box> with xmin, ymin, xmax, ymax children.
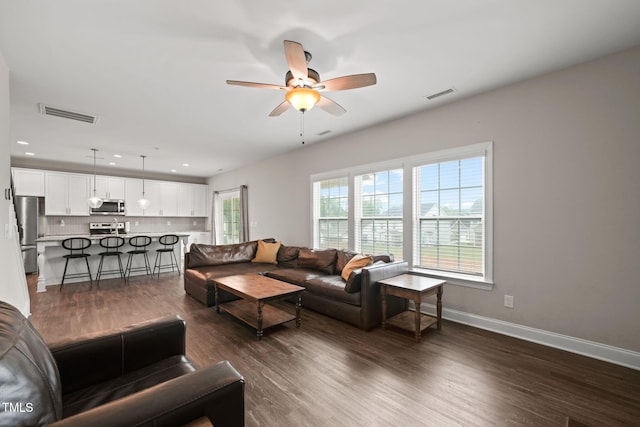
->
<box><xmin>184</xmin><ymin>239</ymin><xmax>409</xmax><ymax>331</ymax></box>
<box><xmin>0</xmin><ymin>301</ymin><xmax>245</xmax><ymax>427</ymax></box>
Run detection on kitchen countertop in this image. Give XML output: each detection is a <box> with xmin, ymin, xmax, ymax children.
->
<box><xmin>37</xmin><ymin>232</ymin><xmax>191</xmax><ymax>242</ymax></box>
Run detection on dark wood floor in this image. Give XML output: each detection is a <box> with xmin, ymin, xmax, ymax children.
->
<box><xmin>27</xmin><ymin>274</ymin><xmax>640</xmax><ymax>426</ymax></box>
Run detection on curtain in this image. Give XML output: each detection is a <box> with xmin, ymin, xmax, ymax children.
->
<box><xmin>239</xmin><ymin>185</ymin><xmax>249</xmax><ymax>242</ymax></box>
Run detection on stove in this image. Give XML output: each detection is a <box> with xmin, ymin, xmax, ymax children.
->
<box><xmin>89</xmin><ymin>222</ymin><xmax>126</xmax><ymax>235</ymax></box>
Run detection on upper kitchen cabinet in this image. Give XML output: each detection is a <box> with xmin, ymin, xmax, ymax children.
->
<box><xmin>177</xmin><ymin>183</ymin><xmax>208</xmax><ymax>217</ymax></box>
<box><xmin>143</xmin><ymin>180</ymin><xmax>178</xmax><ymax>217</ymax></box>
<box><xmin>12</xmin><ymin>168</ymin><xmax>45</xmax><ymax>197</ymax></box>
<box><xmin>45</xmin><ymin>172</ymin><xmax>90</xmax><ymax>216</ymax></box>
<box><xmin>94</xmin><ymin>176</ymin><xmax>125</xmax><ymax>200</ymax></box>
<box><xmin>124</xmin><ymin>178</ymin><xmax>144</xmax><ymax>216</ymax></box>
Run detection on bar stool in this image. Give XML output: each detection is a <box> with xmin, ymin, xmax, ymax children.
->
<box><xmin>125</xmin><ymin>235</ymin><xmax>152</xmax><ymax>280</ymax></box>
<box><xmin>153</xmin><ymin>234</ymin><xmax>181</xmax><ymax>277</ymax></box>
<box><xmin>96</xmin><ymin>236</ymin><xmax>126</xmax><ymax>284</ymax></box>
<box><xmin>61</xmin><ymin>237</ymin><xmax>93</xmax><ymax>290</ymax></box>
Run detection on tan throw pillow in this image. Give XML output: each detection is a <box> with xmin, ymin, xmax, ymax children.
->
<box><xmin>252</xmin><ymin>240</ymin><xmax>281</xmax><ymax>264</ymax></box>
<box><xmin>341</xmin><ymin>254</ymin><xmax>373</xmax><ymax>281</ymax></box>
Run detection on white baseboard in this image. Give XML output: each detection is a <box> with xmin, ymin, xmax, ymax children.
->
<box><xmin>418</xmin><ymin>302</ymin><xmax>640</xmax><ymax>371</ymax></box>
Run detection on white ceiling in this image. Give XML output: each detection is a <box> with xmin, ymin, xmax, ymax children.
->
<box><xmin>1</xmin><ymin>1</ymin><xmax>640</xmax><ymax>178</ymax></box>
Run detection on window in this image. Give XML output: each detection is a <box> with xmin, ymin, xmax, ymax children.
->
<box><xmin>355</xmin><ymin>169</ymin><xmax>403</xmax><ymax>259</ymax></box>
<box><xmin>310</xmin><ymin>142</ymin><xmax>492</xmax><ymax>287</ymax></box>
<box><xmin>313</xmin><ymin>177</ymin><xmax>348</xmax><ymax>249</ymax></box>
<box><xmin>413</xmin><ymin>157</ymin><xmax>485</xmax><ymax>276</ymax></box>
<box><xmin>215</xmin><ymin>190</ymin><xmax>241</xmax><ymax>244</ymax></box>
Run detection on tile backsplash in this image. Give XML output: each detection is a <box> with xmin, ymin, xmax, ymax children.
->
<box><xmin>45</xmin><ymin>216</ymin><xmax>208</xmax><ymax>236</ymax></box>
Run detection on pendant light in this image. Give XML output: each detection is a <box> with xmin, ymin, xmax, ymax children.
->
<box><xmin>87</xmin><ymin>148</ymin><xmax>103</xmax><ymax>208</ymax></box>
<box><xmin>137</xmin><ymin>155</ymin><xmax>150</xmax><ymax>209</ymax></box>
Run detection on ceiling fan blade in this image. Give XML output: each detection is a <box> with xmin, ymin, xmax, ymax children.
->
<box><xmin>317</xmin><ymin>96</ymin><xmax>346</xmax><ymax>116</ymax></box>
<box><xmin>269</xmin><ymin>100</ymin><xmax>291</xmax><ymax>117</ymax></box>
<box><xmin>226</xmin><ymin>80</ymin><xmax>287</xmax><ymax>90</ymax></box>
<box><xmin>315</xmin><ymin>73</ymin><xmax>377</xmax><ymax>91</ymax></box>
<box><xmin>284</xmin><ymin>40</ymin><xmax>308</xmax><ymax>81</ymax></box>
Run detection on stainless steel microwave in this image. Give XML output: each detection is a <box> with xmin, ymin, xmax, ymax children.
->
<box><xmin>89</xmin><ymin>199</ymin><xmax>126</xmax><ymax>215</ymax></box>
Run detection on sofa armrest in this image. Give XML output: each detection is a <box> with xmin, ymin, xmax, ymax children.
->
<box><xmin>49</xmin><ymin>315</ymin><xmax>187</xmax><ymax>394</ymax></box>
<box><xmin>360</xmin><ymin>261</ymin><xmax>409</xmax><ymax>330</ymax></box>
<box><xmin>48</xmin><ymin>360</ymin><xmax>245</xmax><ymax>427</ymax></box>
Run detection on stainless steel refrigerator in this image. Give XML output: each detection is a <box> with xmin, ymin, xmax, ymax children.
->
<box><xmin>15</xmin><ymin>196</ymin><xmax>39</xmax><ymax>274</ymax></box>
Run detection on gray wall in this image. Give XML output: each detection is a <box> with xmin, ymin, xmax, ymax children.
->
<box><xmin>209</xmin><ymin>46</ymin><xmax>640</xmax><ymax>353</ymax></box>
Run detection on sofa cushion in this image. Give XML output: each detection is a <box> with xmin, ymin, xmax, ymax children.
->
<box><xmin>0</xmin><ymin>302</ymin><xmax>62</xmax><ymax>426</ymax></box>
<box><xmin>304</xmin><ymin>276</ymin><xmax>361</xmax><ymax>306</ymax></box>
<box><xmin>341</xmin><ymin>254</ymin><xmax>373</xmax><ymax>281</ymax></box>
<box><xmin>252</xmin><ymin>240</ymin><xmax>281</xmax><ymax>264</ymax></box>
<box><xmin>265</xmin><ymin>268</ymin><xmax>324</xmax><ymax>286</ymax></box>
<box><xmin>277</xmin><ymin>245</ymin><xmax>300</xmax><ymax>268</ymax></box>
<box><xmin>185</xmin><ymin>263</ymin><xmax>280</xmax><ymax>286</ymax></box>
<box><xmin>188</xmin><ymin>241</ymin><xmax>260</xmax><ymax>268</ymax></box>
<box><xmin>297</xmin><ymin>248</ymin><xmax>337</xmax><ymax>274</ymax></box>
<box><xmin>62</xmin><ymin>355</ymin><xmax>196</xmax><ymax>418</ymax></box>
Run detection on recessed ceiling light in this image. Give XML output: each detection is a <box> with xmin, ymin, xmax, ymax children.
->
<box><xmin>109</xmin><ymin>162</ymin><xmax>116</xmax><ymax>166</ymax></box>
<box><xmin>113</xmin><ymin>154</ymin><xmax>122</xmax><ymax>158</ymax></box>
<box><xmin>17</xmin><ymin>140</ymin><xmax>29</xmax><ymax>145</ymax></box>
<box><xmin>171</xmin><ymin>169</ymin><xmax>177</xmax><ymax>173</ymax></box>
<box><xmin>25</xmin><ymin>152</ymin><xmax>35</xmax><ymax>156</ymax></box>
<box><xmin>182</xmin><ymin>163</ymin><xmax>189</xmax><ymax>167</ymax></box>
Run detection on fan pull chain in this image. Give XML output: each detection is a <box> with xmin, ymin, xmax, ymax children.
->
<box><xmin>300</xmin><ymin>111</ymin><xmax>305</xmax><ymax>144</ymax></box>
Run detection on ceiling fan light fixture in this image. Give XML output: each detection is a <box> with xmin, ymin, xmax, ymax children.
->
<box><xmin>285</xmin><ymin>87</ymin><xmax>320</xmax><ymax>112</ymax></box>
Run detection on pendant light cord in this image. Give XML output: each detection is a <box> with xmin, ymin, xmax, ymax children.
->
<box><xmin>300</xmin><ymin>111</ymin><xmax>305</xmax><ymax>145</ymax></box>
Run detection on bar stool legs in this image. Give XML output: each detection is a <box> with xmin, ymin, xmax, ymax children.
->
<box><xmin>153</xmin><ymin>234</ymin><xmax>181</xmax><ymax>277</ymax></box>
<box><xmin>125</xmin><ymin>235</ymin><xmax>153</xmax><ymax>280</ymax></box>
<box><xmin>60</xmin><ymin>237</ymin><xmax>93</xmax><ymax>291</ymax></box>
<box><xmin>96</xmin><ymin>236</ymin><xmax>126</xmax><ymax>285</ymax></box>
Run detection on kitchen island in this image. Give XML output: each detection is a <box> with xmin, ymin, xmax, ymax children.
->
<box><xmin>36</xmin><ymin>233</ymin><xmax>190</xmax><ymax>292</ymax></box>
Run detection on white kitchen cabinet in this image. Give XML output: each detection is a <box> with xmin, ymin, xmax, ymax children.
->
<box><xmin>143</xmin><ymin>180</ymin><xmax>177</xmax><ymax>217</ymax></box>
<box><xmin>94</xmin><ymin>176</ymin><xmax>125</xmax><ymax>200</ymax></box>
<box><xmin>177</xmin><ymin>183</ymin><xmax>208</xmax><ymax>217</ymax></box>
<box><xmin>124</xmin><ymin>178</ymin><xmax>144</xmax><ymax>216</ymax></box>
<box><xmin>45</xmin><ymin>172</ymin><xmax>90</xmax><ymax>216</ymax></box>
<box><xmin>12</xmin><ymin>168</ymin><xmax>45</xmax><ymax>196</ymax></box>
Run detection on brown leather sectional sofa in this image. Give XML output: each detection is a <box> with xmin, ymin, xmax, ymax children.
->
<box><xmin>184</xmin><ymin>239</ymin><xmax>409</xmax><ymax>331</ymax></box>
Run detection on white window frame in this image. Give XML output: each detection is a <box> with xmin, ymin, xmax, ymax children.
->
<box><xmin>310</xmin><ymin>141</ymin><xmax>493</xmax><ymax>290</ymax></box>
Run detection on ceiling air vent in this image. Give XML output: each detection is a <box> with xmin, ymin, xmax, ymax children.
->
<box><xmin>317</xmin><ymin>130</ymin><xmax>332</xmax><ymax>136</ymax></box>
<box><xmin>425</xmin><ymin>88</ymin><xmax>455</xmax><ymax>101</ymax></box>
<box><xmin>39</xmin><ymin>103</ymin><xmax>98</xmax><ymax>124</ymax></box>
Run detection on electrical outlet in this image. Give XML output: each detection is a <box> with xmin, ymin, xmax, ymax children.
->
<box><xmin>167</xmin><ymin>220</ymin><xmax>171</xmax><ymax>226</ymax></box>
<box><xmin>504</xmin><ymin>295</ymin><xmax>514</xmax><ymax>309</ymax></box>
<box><xmin>135</xmin><ymin>221</ymin><xmax>139</xmax><ymax>226</ymax></box>
<box><xmin>193</xmin><ymin>221</ymin><xmax>197</xmax><ymax>226</ymax></box>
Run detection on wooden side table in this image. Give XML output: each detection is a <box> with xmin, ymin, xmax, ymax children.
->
<box><xmin>379</xmin><ymin>274</ymin><xmax>445</xmax><ymax>342</ymax></box>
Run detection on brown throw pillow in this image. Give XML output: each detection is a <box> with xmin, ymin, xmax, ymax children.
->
<box><xmin>341</xmin><ymin>254</ymin><xmax>373</xmax><ymax>281</ymax></box>
<box><xmin>252</xmin><ymin>240</ymin><xmax>281</xmax><ymax>264</ymax></box>
<box><xmin>297</xmin><ymin>248</ymin><xmax>337</xmax><ymax>274</ymax></box>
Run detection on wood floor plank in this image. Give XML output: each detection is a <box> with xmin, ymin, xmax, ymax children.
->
<box><xmin>26</xmin><ymin>274</ymin><xmax>640</xmax><ymax>426</ymax></box>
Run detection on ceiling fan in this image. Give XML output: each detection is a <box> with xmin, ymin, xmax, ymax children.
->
<box><xmin>226</xmin><ymin>40</ymin><xmax>377</xmax><ymax>117</ymax></box>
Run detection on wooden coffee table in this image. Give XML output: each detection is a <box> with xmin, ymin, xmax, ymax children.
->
<box><xmin>213</xmin><ymin>274</ymin><xmax>305</xmax><ymax>339</ymax></box>
<box><xmin>379</xmin><ymin>274</ymin><xmax>445</xmax><ymax>342</ymax></box>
